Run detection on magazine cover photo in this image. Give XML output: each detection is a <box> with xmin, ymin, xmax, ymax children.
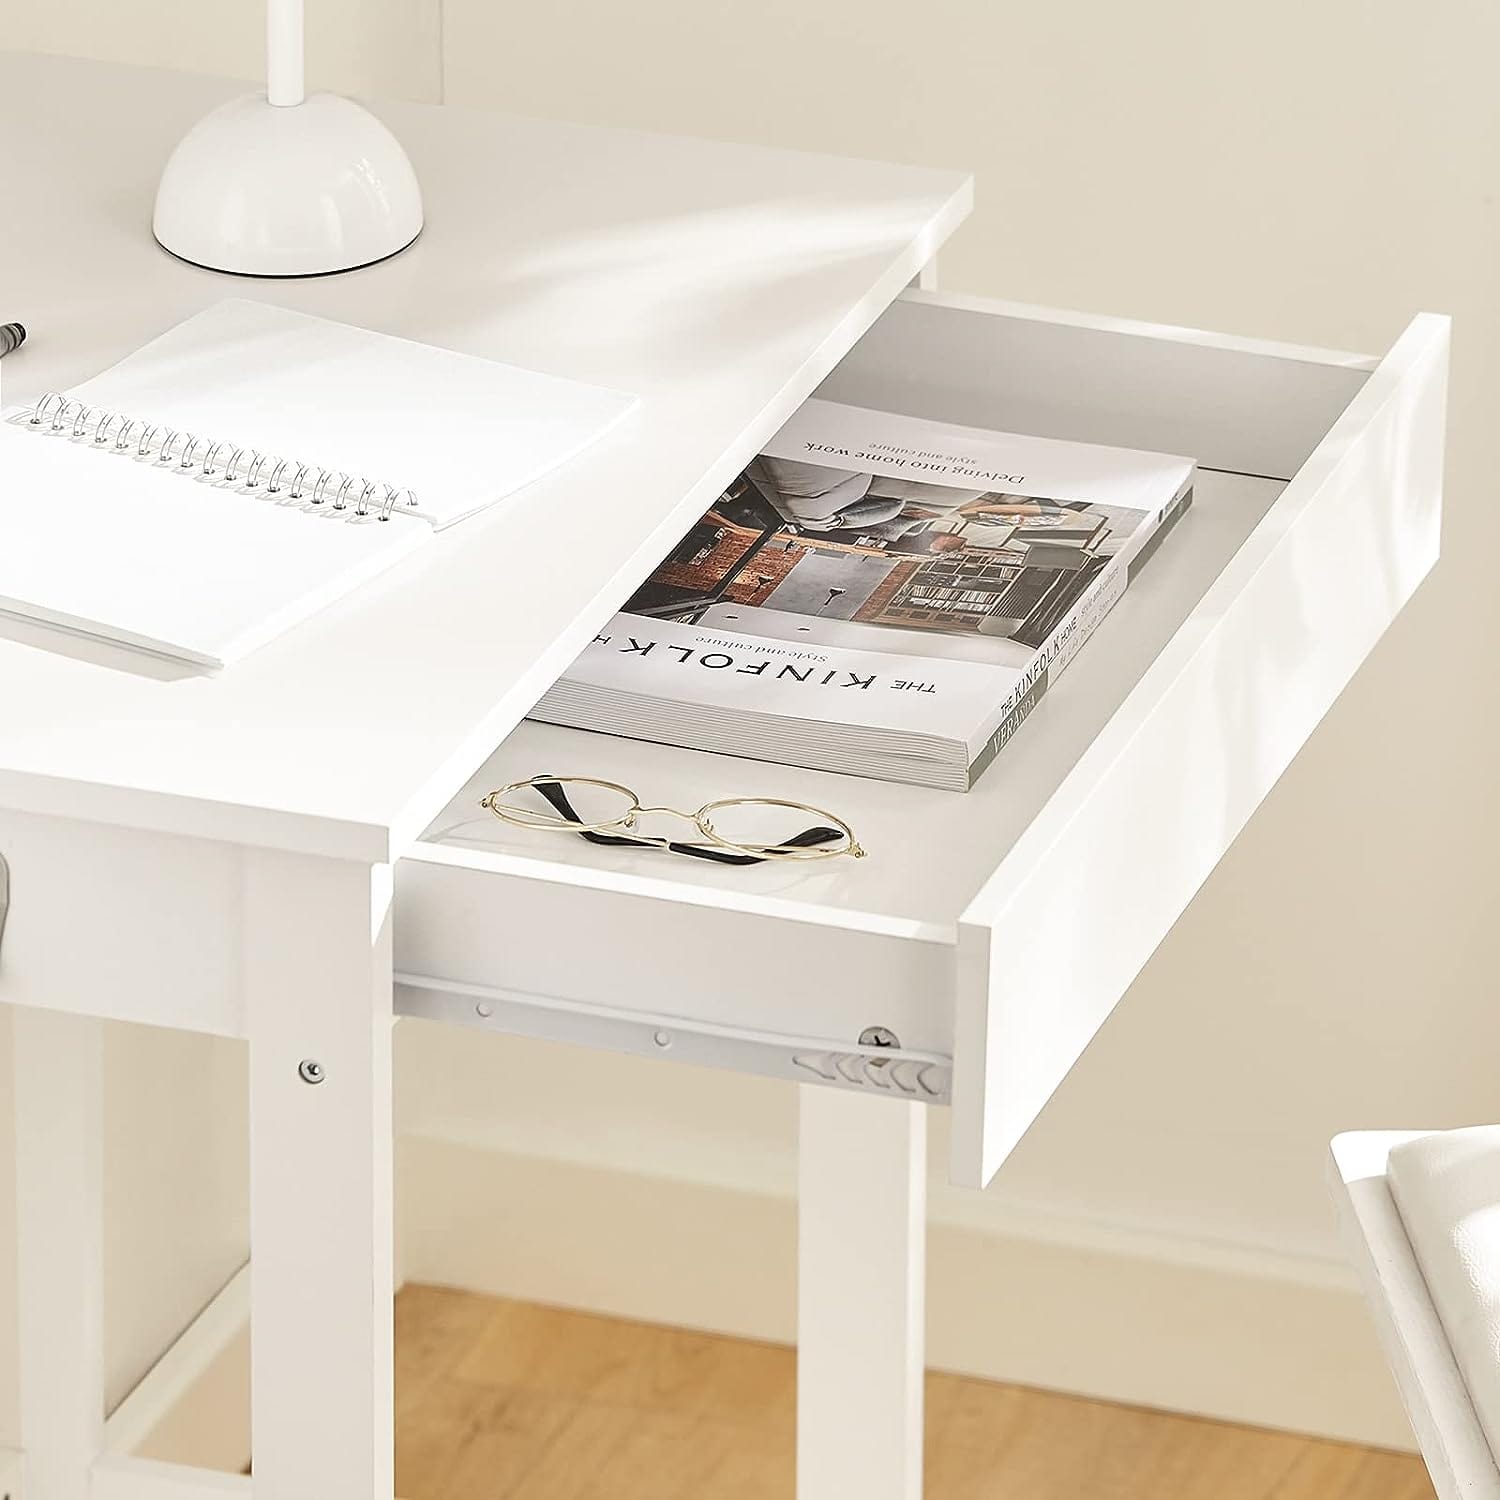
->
<box><xmin>618</xmin><ymin>452</ymin><xmax>1153</xmax><ymax>670</ymax></box>
<box><xmin>534</xmin><ymin>400</ymin><xmax>1194</xmax><ymax>788</ymax></box>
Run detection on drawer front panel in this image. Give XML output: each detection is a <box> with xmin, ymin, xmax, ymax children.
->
<box><xmin>950</xmin><ymin>313</ymin><xmax>1449</xmax><ymax>1187</ymax></box>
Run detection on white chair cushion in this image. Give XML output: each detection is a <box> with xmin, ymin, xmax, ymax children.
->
<box><xmin>1389</xmin><ymin>1126</ymin><xmax>1500</xmax><ymax>1471</ymax></box>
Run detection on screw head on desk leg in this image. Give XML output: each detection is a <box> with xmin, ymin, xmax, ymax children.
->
<box><xmin>298</xmin><ymin>1059</ymin><xmax>326</xmax><ymax>1085</ymax></box>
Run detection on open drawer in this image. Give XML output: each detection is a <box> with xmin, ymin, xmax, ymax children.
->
<box><xmin>394</xmin><ymin>289</ymin><xmax>1448</xmax><ymax>1188</ymax></box>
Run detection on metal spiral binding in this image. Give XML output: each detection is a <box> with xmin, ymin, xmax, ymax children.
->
<box><xmin>22</xmin><ymin>393</ymin><xmax>421</xmax><ymax>522</ymax></box>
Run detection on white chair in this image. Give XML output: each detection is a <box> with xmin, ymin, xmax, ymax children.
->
<box><xmin>1330</xmin><ymin>1130</ymin><xmax>1500</xmax><ymax>1500</ymax></box>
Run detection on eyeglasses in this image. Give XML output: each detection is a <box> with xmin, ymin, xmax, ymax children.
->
<box><xmin>480</xmin><ymin>775</ymin><xmax>865</xmax><ymax>865</ymax></box>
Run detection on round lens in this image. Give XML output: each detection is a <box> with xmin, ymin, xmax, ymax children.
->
<box><xmin>698</xmin><ymin>798</ymin><xmax>853</xmax><ymax>858</ymax></box>
<box><xmin>487</xmin><ymin>777</ymin><xmax>638</xmax><ymax>832</ymax></box>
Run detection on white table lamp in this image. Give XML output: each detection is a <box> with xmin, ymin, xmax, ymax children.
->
<box><xmin>153</xmin><ymin>0</ymin><xmax>423</xmax><ymax>276</ymax></box>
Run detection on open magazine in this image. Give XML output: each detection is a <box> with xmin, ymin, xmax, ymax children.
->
<box><xmin>533</xmin><ymin>400</ymin><xmax>1195</xmax><ymax>790</ymax></box>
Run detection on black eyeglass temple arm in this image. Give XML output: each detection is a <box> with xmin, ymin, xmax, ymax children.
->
<box><xmin>534</xmin><ymin>781</ymin><xmax>844</xmax><ymax>864</ymax></box>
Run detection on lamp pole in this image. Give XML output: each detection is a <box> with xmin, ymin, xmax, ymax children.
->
<box><xmin>266</xmin><ymin>0</ymin><xmax>305</xmax><ymax>108</ymax></box>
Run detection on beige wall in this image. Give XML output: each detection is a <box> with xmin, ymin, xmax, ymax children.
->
<box><xmin>3</xmin><ymin>0</ymin><xmax>1497</xmax><ymax>1444</ymax></box>
<box><xmin>5</xmin><ymin>0</ymin><xmax>443</xmax><ymax>103</ymax></box>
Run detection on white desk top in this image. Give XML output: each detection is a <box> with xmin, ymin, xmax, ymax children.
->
<box><xmin>0</xmin><ymin>52</ymin><xmax>970</xmax><ymax>861</ymax></box>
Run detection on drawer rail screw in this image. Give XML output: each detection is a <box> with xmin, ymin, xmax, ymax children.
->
<box><xmin>298</xmin><ymin>1059</ymin><xmax>326</xmax><ymax>1085</ymax></box>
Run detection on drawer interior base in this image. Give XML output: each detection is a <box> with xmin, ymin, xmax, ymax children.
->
<box><xmin>415</xmin><ymin>469</ymin><xmax>1284</xmax><ymax>938</ymax></box>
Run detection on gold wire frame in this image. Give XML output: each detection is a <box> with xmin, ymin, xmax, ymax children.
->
<box><xmin>480</xmin><ymin>774</ymin><xmax>866</xmax><ymax>861</ymax></box>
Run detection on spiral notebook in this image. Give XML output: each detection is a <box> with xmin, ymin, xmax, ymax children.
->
<box><xmin>0</xmin><ymin>299</ymin><xmax>637</xmax><ymax>668</ymax></box>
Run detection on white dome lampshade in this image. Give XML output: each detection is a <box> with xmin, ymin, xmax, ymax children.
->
<box><xmin>153</xmin><ymin>0</ymin><xmax>424</xmax><ymax>276</ymax></box>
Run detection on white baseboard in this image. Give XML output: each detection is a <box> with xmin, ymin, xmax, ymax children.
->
<box><xmin>109</xmin><ymin>1129</ymin><xmax>1419</xmax><ymax>1474</ymax></box>
<box><xmin>398</xmin><ymin>1131</ymin><xmax>1416</xmax><ymax>1451</ymax></box>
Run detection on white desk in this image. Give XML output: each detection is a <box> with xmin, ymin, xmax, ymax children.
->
<box><xmin>0</xmin><ymin>49</ymin><xmax>1447</xmax><ymax>1500</ymax></box>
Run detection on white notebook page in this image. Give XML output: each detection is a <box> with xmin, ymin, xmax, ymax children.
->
<box><xmin>0</xmin><ymin>424</ymin><xmax>427</xmax><ymax>668</ymax></box>
<box><xmin>64</xmin><ymin>299</ymin><xmax>638</xmax><ymax>529</ymax></box>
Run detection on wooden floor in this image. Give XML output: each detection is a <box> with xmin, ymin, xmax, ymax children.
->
<box><xmin>394</xmin><ymin>1284</ymin><xmax>1435</xmax><ymax>1500</ymax></box>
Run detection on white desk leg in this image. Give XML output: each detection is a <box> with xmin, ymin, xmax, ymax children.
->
<box><xmin>245</xmin><ymin>851</ymin><xmax>394</xmax><ymax>1500</ymax></box>
<box><xmin>797</xmin><ymin>1086</ymin><xmax>926</xmax><ymax>1500</ymax></box>
<box><xmin>13</xmin><ymin>1007</ymin><xmax>105</xmax><ymax>1500</ymax></box>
